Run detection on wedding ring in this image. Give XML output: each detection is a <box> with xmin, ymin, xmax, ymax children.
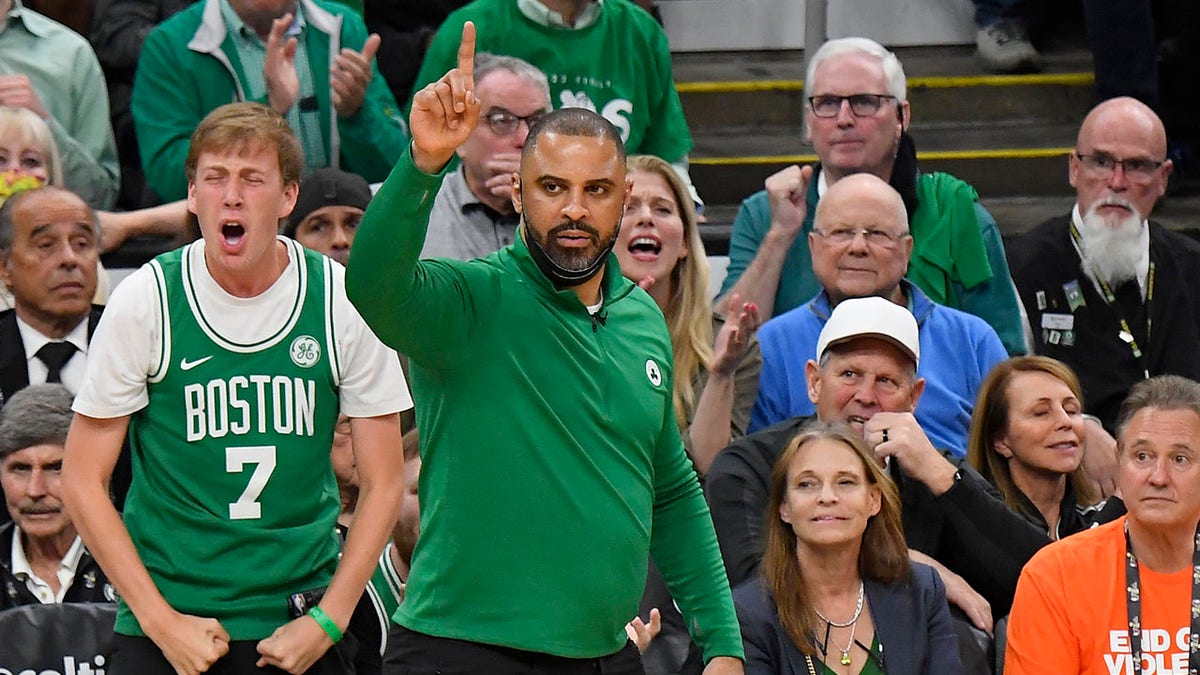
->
<box><xmin>882</xmin><ymin>428</ymin><xmax>889</xmax><ymax>443</ymax></box>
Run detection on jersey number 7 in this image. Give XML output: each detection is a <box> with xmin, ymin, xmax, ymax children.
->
<box><xmin>226</xmin><ymin>445</ymin><xmax>277</xmax><ymax>520</ymax></box>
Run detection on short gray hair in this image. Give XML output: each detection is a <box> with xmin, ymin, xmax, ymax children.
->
<box><xmin>0</xmin><ymin>384</ymin><xmax>75</xmax><ymax>460</ymax></box>
<box><xmin>474</xmin><ymin>52</ymin><xmax>552</xmax><ymax>107</ymax></box>
<box><xmin>805</xmin><ymin>37</ymin><xmax>908</xmax><ymax>102</ymax></box>
<box><xmin>1115</xmin><ymin>375</ymin><xmax>1200</xmax><ymax>445</ymax></box>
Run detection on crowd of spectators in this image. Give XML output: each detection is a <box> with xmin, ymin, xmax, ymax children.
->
<box><xmin>1</xmin><ymin>1</ymin><xmax>1199</xmax><ymax>674</ymax></box>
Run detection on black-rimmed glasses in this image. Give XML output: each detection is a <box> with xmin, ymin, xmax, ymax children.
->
<box><xmin>1074</xmin><ymin>152</ymin><xmax>1165</xmax><ymax>184</ymax></box>
<box><xmin>481</xmin><ymin>109</ymin><xmax>547</xmax><ymax>136</ymax></box>
<box><xmin>807</xmin><ymin>94</ymin><xmax>898</xmax><ymax>118</ymax></box>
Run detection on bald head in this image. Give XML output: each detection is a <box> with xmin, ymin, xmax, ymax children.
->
<box><xmin>1077</xmin><ymin>97</ymin><xmax>1167</xmax><ymax>159</ymax></box>
<box><xmin>810</xmin><ymin>173</ymin><xmax>913</xmax><ymax>303</ymax></box>
<box><xmin>816</xmin><ymin>173</ymin><xmax>909</xmax><ymax>228</ymax></box>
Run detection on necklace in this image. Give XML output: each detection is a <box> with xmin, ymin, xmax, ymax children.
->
<box><xmin>813</xmin><ymin>581</ymin><xmax>865</xmax><ymax>666</ymax></box>
<box><xmin>812</xmin><ymin>581</ymin><xmax>865</xmax><ymax>627</ymax></box>
<box><xmin>828</xmin><ymin>616</ymin><xmax>857</xmax><ymax>666</ymax></box>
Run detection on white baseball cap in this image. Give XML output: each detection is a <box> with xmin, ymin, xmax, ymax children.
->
<box><xmin>816</xmin><ymin>297</ymin><xmax>920</xmax><ymax>367</ymax></box>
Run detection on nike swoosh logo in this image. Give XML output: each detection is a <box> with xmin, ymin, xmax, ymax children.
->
<box><xmin>180</xmin><ymin>356</ymin><xmax>214</xmax><ymax>371</ymax></box>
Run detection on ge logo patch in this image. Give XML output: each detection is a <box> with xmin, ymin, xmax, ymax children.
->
<box><xmin>645</xmin><ymin>359</ymin><xmax>662</xmax><ymax>387</ymax></box>
<box><xmin>290</xmin><ymin>336</ymin><xmax>320</xmax><ymax>368</ymax></box>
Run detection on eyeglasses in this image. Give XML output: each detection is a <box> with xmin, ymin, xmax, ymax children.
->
<box><xmin>480</xmin><ymin>109</ymin><xmax>546</xmax><ymax>136</ymax></box>
<box><xmin>813</xmin><ymin>227</ymin><xmax>910</xmax><ymax>248</ymax></box>
<box><xmin>808</xmin><ymin>94</ymin><xmax>897</xmax><ymax>119</ymax></box>
<box><xmin>1074</xmin><ymin>152</ymin><xmax>1165</xmax><ymax>184</ymax></box>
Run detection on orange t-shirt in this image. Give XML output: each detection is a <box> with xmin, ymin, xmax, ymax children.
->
<box><xmin>1006</xmin><ymin>517</ymin><xmax>1194</xmax><ymax>675</ymax></box>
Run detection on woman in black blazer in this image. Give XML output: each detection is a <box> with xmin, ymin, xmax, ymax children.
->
<box><xmin>733</xmin><ymin>421</ymin><xmax>962</xmax><ymax>674</ymax></box>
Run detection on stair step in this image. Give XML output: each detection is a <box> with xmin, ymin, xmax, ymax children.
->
<box><xmin>671</xmin><ymin>45</ymin><xmax>1095</xmax><ymax>83</ymax></box>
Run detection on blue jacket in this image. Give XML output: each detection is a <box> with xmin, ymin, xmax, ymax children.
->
<box><xmin>749</xmin><ymin>283</ymin><xmax>1007</xmax><ymax>456</ymax></box>
<box><xmin>733</xmin><ymin>564</ymin><xmax>964</xmax><ymax>675</ymax></box>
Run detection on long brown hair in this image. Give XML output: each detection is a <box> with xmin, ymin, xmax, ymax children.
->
<box><xmin>762</xmin><ymin>421</ymin><xmax>908</xmax><ymax>654</ymax></box>
<box><xmin>966</xmin><ymin>356</ymin><xmax>1097</xmax><ymax>516</ymax></box>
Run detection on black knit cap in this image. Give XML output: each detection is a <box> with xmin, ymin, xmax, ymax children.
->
<box><xmin>283</xmin><ymin>168</ymin><xmax>372</xmax><ymax>237</ymax></box>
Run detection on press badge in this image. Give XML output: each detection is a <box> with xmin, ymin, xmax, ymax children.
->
<box><xmin>1041</xmin><ymin>313</ymin><xmax>1075</xmax><ymax>331</ymax></box>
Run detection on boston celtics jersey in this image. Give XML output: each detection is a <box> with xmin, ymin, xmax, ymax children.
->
<box><xmin>369</xmin><ymin>541</ymin><xmax>403</xmax><ymax>627</ymax></box>
<box><xmin>117</xmin><ymin>240</ymin><xmax>342</xmax><ymax>640</ymax></box>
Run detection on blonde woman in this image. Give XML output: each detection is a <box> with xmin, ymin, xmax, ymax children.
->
<box><xmin>616</xmin><ymin>154</ymin><xmax>762</xmax><ymax>473</ymax></box>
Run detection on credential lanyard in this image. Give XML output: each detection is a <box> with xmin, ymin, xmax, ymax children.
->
<box><xmin>1069</xmin><ymin>221</ymin><xmax>1154</xmax><ymax>379</ymax></box>
<box><xmin>1123</xmin><ymin>522</ymin><xmax>1200</xmax><ymax>673</ymax></box>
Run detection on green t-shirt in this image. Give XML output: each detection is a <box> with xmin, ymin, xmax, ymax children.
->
<box><xmin>410</xmin><ymin>0</ymin><xmax>693</xmax><ymax>163</ymax></box>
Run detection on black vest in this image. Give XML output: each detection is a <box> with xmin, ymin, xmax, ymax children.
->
<box><xmin>1007</xmin><ymin>215</ymin><xmax>1200</xmax><ymax>430</ymax></box>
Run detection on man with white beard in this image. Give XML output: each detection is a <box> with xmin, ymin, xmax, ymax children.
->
<box><xmin>1008</xmin><ymin>97</ymin><xmax>1200</xmax><ymax>436</ymax></box>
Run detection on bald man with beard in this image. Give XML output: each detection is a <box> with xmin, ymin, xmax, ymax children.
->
<box><xmin>1008</xmin><ymin>97</ymin><xmax>1200</xmax><ymax>438</ymax></box>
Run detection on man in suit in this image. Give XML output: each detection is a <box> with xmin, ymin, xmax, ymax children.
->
<box><xmin>0</xmin><ymin>186</ymin><xmax>105</xmax><ymax>524</ymax></box>
<box><xmin>0</xmin><ymin>185</ymin><xmax>102</xmax><ymax>401</ymax></box>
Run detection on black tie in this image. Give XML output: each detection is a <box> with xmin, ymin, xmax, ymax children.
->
<box><xmin>36</xmin><ymin>342</ymin><xmax>77</xmax><ymax>383</ymax></box>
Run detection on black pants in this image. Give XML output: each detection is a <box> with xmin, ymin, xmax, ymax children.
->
<box><xmin>1082</xmin><ymin>0</ymin><xmax>1160</xmax><ymax>110</ymax></box>
<box><xmin>110</xmin><ymin>633</ymin><xmax>359</xmax><ymax>675</ymax></box>
<box><xmin>383</xmin><ymin>625</ymin><xmax>644</xmax><ymax>675</ymax></box>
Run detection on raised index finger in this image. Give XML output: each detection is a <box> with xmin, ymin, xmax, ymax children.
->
<box><xmin>457</xmin><ymin>21</ymin><xmax>476</xmax><ymax>84</ymax></box>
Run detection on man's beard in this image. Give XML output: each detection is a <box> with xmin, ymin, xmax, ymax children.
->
<box><xmin>1078</xmin><ymin>197</ymin><xmax>1146</xmax><ymax>288</ymax></box>
<box><xmin>523</xmin><ymin>211</ymin><xmax>620</xmax><ymax>283</ymax></box>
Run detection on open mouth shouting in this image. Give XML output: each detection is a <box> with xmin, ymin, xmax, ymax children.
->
<box><xmin>628</xmin><ymin>235</ymin><xmax>663</xmax><ymax>262</ymax></box>
<box><xmin>221</xmin><ymin>220</ymin><xmax>246</xmax><ymax>249</ymax></box>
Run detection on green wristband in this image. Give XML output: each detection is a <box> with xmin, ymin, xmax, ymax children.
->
<box><xmin>307</xmin><ymin>606</ymin><xmax>343</xmax><ymax>644</ymax></box>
